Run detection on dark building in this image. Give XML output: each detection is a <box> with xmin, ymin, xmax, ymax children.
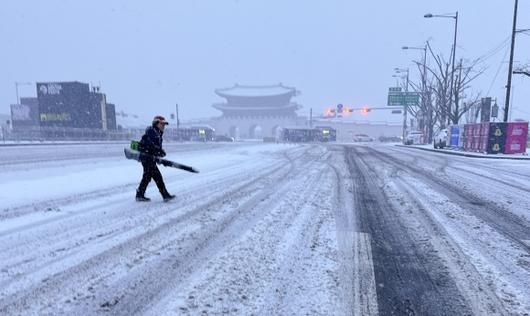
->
<box><xmin>105</xmin><ymin>103</ymin><xmax>117</xmax><ymax>131</ymax></box>
<box><xmin>36</xmin><ymin>81</ymin><xmax>117</xmax><ymax>130</ymax></box>
<box><xmin>89</xmin><ymin>90</ymin><xmax>108</xmax><ymax>129</ymax></box>
<box><xmin>38</xmin><ymin>82</ymin><xmax>91</xmax><ymax>128</ymax></box>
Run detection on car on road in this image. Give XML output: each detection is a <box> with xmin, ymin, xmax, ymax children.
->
<box><xmin>379</xmin><ymin>135</ymin><xmax>402</xmax><ymax>143</ymax></box>
<box><xmin>433</xmin><ymin>128</ymin><xmax>448</xmax><ymax>149</ymax></box>
<box><xmin>405</xmin><ymin>130</ymin><xmax>424</xmax><ymax>145</ymax></box>
<box><xmin>353</xmin><ymin>133</ymin><xmax>373</xmax><ymax>142</ymax></box>
<box><xmin>214</xmin><ymin>135</ymin><xmax>235</xmax><ymax>142</ymax></box>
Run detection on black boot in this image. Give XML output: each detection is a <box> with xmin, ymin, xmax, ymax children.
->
<box><xmin>136</xmin><ymin>190</ymin><xmax>151</xmax><ymax>202</ymax></box>
<box><xmin>162</xmin><ymin>192</ymin><xmax>176</xmax><ymax>202</ymax></box>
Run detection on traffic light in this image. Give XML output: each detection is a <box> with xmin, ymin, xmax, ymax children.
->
<box><xmin>170</xmin><ymin>113</ymin><xmax>175</xmax><ymax>120</ymax></box>
<box><xmin>324</xmin><ymin>108</ymin><xmax>336</xmax><ymax>117</ymax></box>
<box><xmin>361</xmin><ymin>107</ymin><xmax>371</xmax><ymax>113</ymax></box>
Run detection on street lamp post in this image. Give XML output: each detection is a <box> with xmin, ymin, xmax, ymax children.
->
<box><xmin>395</xmin><ymin>68</ymin><xmax>409</xmax><ymax>144</ymax></box>
<box><xmin>395</xmin><ymin>68</ymin><xmax>410</xmax><ymax>91</ymax></box>
<box><xmin>402</xmin><ymin>45</ymin><xmax>427</xmax><ymax>95</ymax></box>
<box><xmin>403</xmin><ymin>43</ymin><xmax>429</xmax><ymax>140</ymax></box>
<box><xmin>15</xmin><ymin>82</ymin><xmax>32</xmax><ymax>104</ymax></box>
<box><xmin>425</xmin><ymin>11</ymin><xmax>458</xmax><ymax>126</ymax></box>
<box><xmin>175</xmin><ymin>103</ymin><xmax>181</xmax><ymax>141</ymax></box>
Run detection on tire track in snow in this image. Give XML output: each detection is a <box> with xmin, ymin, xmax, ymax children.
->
<box><xmin>393</xmin><ymin>177</ymin><xmax>524</xmax><ymax>315</ymax></box>
<box><xmin>145</xmin><ymin>146</ymin><xmax>338</xmax><ymax>316</ymax></box>
<box><xmin>345</xmin><ymin>145</ymin><xmax>473</xmax><ymax>316</ymax></box>
<box><xmin>0</xmin><ymin>146</ymin><xmax>310</xmax><ymax>315</ymax></box>
<box><xmin>365</xmin><ymin>146</ymin><xmax>530</xmax><ymax>253</ymax></box>
<box><xmin>360</xmin><ymin>145</ymin><xmax>530</xmax><ymax>314</ymax></box>
<box><xmin>0</xmin><ymin>148</ymin><xmax>306</xmax><ymax>288</ymax></box>
<box><xmin>327</xmin><ymin>145</ymin><xmax>378</xmax><ymax>316</ymax></box>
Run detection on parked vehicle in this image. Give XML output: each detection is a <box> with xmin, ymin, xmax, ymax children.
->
<box><xmin>405</xmin><ymin>130</ymin><xmax>424</xmax><ymax>145</ymax></box>
<box><xmin>379</xmin><ymin>135</ymin><xmax>402</xmax><ymax>143</ymax></box>
<box><xmin>215</xmin><ymin>135</ymin><xmax>235</xmax><ymax>142</ymax></box>
<box><xmin>352</xmin><ymin>133</ymin><xmax>373</xmax><ymax>142</ymax></box>
<box><xmin>433</xmin><ymin>128</ymin><xmax>448</xmax><ymax>149</ymax></box>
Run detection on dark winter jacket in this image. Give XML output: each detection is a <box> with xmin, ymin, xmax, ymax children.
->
<box><xmin>139</xmin><ymin>125</ymin><xmax>166</xmax><ymax>159</ymax></box>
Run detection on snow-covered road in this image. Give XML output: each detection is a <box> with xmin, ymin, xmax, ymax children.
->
<box><xmin>0</xmin><ymin>142</ymin><xmax>529</xmax><ymax>315</ymax></box>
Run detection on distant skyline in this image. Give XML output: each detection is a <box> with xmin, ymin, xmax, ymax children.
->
<box><xmin>1</xmin><ymin>0</ymin><xmax>529</xmax><ymax>123</ymax></box>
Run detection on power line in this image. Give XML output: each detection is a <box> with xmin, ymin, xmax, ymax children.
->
<box><xmin>486</xmin><ymin>43</ymin><xmax>511</xmax><ymax>96</ymax></box>
<box><xmin>476</xmin><ymin>36</ymin><xmax>511</xmax><ymax>63</ymax></box>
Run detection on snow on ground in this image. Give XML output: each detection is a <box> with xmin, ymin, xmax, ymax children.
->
<box><xmin>354</xmin><ymin>144</ymin><xmax>530</xmax><ymax>315</ymax></box>
<box><xmin>0</xmin><ymin>142</ymin><xmax>345</xmax><ymax>315</ymax></box>
<box><xmin>1</xmin><ymin>141</ymin><xmax>529</xmax><ymax>315</ymax></box>
<box><xmin>407</xmin><ymin>143</ymin><xmax>530</xmax><ymax>159</ymax></box>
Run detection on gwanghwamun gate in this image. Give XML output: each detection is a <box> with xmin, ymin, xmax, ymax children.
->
<box><xmin>202</xmin><ymin>83</ymin><xmax>402</xmax><ymax>141</ymax></box>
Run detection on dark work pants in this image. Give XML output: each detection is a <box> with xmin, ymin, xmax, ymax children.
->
<box><xmin>137</xmin><ymin>161</ymin><xmax>168</xmax><ymax>196</ymax></box>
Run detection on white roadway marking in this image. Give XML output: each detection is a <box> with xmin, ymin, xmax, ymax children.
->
<box><xmin>352</xmin><ymin>232</ymin><xmax>378</xmax><ymax>316</ymax></box>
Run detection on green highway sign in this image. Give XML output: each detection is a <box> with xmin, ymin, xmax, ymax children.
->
<box><xmin>387</xmin><ymin>94</ymin><xmax>403</xmax><ymax>105</ymax></box>
<box><xmin>403</xmin><ymin>92</ymin><xmax>420</xmax><ymax>105</ymax></box>
<box><xmin>387</xmin><ymin>87</ymin><xmax>419</xmax><ymax>106</ymax></box>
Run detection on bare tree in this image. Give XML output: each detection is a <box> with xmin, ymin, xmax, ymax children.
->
<box><xmin>424</xmin><ymin>44</ymin><xmax>452</xmax><ymax>129</ymax></box>
<box><xmin>418</xmin><ymin>43</ymin><xmax>485</xmax><ymax>128</ymax></box>
<box><xmin>451</xmin><ymin>58</ymin><xmax>486</xmax><ymax>124</ymax></box>
<box><xmin>406</xmin><ymin>63</ymin><xmax>436</xmax><ymax>142</ymax></box>
<box><xmin>403</xmin><ymin>42</ymin><xmax>487</xmax><ymax>143</ymax></box>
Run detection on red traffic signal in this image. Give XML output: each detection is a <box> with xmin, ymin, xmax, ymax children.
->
<box><xmin>361</xmin><ymin>107</ymin><xmax>371</xmax><ymax>113</ymax></box>
<box><xmin>324</xmin><ymin>108</ymin><xmax>336</xmax><ymax>117</ymax></box>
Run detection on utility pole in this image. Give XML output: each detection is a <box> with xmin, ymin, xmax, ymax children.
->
<box><xmin>448</xmin><ymin>11</ymin><xmax>458</xmax><ymax>126</ymax></box>
<box><xmin>15</xmin><ymin>83</ymin><xmax>19</xmax><ymax>105</ymax></box>
<box><xmin>175</xmin><ymin>103</ymin><xmax>180</xmax><ymax>129</ymax></box>
<box><xmin>309</xmin><ymin>108</ymin><xmax>313</xmax><ymax>128</ymax></box>
<box><xmin>504</xmin><ymin>0</ymin><xmax>518</xmax><ymax>122</ymax></box>
<box><xmin>421</xmin><ymin>44</ymin><xmax>428</xmax><ymax>141</ymax></box>
<box><xmin>404</xmin><ymin>69</ymin><xmax>409</xmax><ymax>141</ymax></box>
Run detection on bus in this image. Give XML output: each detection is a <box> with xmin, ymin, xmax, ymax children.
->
<box><xmin>281</xmin><ymin>126</ymin><xmax>336</xmax><ymax>143</ymax></box>
<box><xmin>170</xmin><ymin>126</ymin><xmax>215</xmax><ymax>142</ymax></box>
<box><xmin>314</xmin><ymin>126</ymin><xmax>337</xmax><ymax>142</ymax></box>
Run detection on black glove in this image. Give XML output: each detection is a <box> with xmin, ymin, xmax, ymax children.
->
<box><xmin>161</xmin><ymin>160</ymin><xmax>172</xmax><ymax>167</ymax></box>
<box><xmin>159</xmin><ymin>149</ymin><xmax>166</xmax><ymax>157</ymax></box>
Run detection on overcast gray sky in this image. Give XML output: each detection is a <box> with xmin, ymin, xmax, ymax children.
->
<box><xmin>1</xmin><ymin>0</ymin><xmax>529</xmax><ymax>123</ymax></box>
